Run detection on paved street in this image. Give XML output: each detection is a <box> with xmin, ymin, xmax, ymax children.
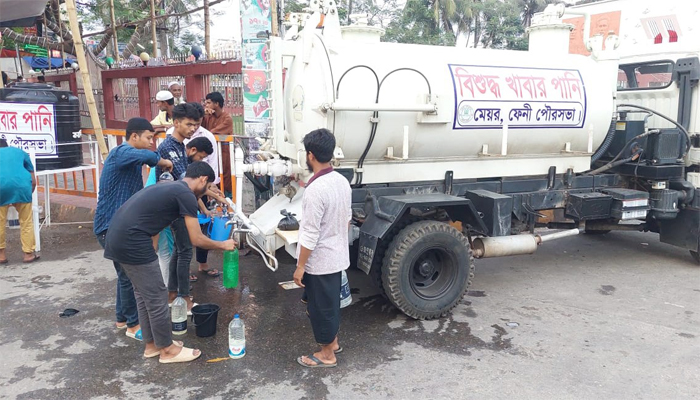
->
<box><xmin>0</xmin><ymin>225</ymin><xmax>698</xmax><ymax>399</ymax></box>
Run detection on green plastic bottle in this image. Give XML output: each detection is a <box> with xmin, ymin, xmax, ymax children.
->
<box><xmin>223</xmin><ymin>249</ymin><xmax>239</xmax><ymax>289</ymax></box>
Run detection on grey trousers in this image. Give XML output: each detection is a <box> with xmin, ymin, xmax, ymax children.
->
<box><xmin>121</xmin><ymin>259</ymin><xmax>173</xmax><ymax>348</ymax></box>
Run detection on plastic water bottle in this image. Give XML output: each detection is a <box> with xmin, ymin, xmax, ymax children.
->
<box><xmin>171</xmin><ymin>297</ymin><xmax>187</xmax><ymax>335</ymax></box>
<box><xmin>159</xmin><ymin>171</ymin><xmax>174</xmax><ymax>182</ymax></box>
<box><xmin>223</xmin><ymin>249</ymin><xmax>239</xmax><ymax>289</ymax></box>
<box><xmin>340</xmin><ymin>270</ymin><xmax>352</xmax><ymax>308</ymax></box>
<box><xmin>228</xmin><ymin>314</ymin><xmax>246</xmax><ymax>359</ymax></box>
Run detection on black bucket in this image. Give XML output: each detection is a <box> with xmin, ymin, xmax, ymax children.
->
<box><xmin>191</xmin><ymin>303</ymin><xmax>220</xmax><ymax>337</ymax></box>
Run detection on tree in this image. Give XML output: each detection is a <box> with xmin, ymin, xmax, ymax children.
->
<box><xmin>427</xmin><ymin>0</ymin><xmax>475</xmax><ymax>43</ymax></box>
<box><xmin>171</xmin><ymin>30</ymin><xmax>204</xmax><ymax>55</ymax></box>
<box><xmin>517</xmin><ymin>0</ymin><xmax>555</xmax><ymax>28</ymax></box>
<box><xmin>477</xmin><ymin>0</ymin><xmax>527</xmax><ymax>50</ymax></box>
<box><xmin>384</xmin><ymin>0</ymin><xmax>456</xmax><ymax>45</ymax></box>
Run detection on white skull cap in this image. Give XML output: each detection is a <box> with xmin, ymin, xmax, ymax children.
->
<box><xmin>156</xmin><ymin>90</ymin><xmax>174</xmax><ymax>101</ymax></box>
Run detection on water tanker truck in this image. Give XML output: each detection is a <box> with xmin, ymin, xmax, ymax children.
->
<box><xmin>227</xmin><ymin>0</ymin><xmax>700</xmax><ymax>319</ymax></box>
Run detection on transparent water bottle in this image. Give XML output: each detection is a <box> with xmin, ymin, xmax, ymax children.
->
<box><xmin>228</xmin><ymin>314</ymin><xmax>246</xmax><ymax>359</ymax></box>
<box><xmin>159</xmin><ymin>171</ymin><xmax>174</xmax><ymax>182</ymax></box>
<box><xmin>171</xmin><ymin>297</ymin><xmax>187</xmax><ymax>335</ymax></box>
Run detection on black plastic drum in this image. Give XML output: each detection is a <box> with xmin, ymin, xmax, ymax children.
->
<box><xmin>0</xmin><ymin>83</ymin><xmax>82</xmax><ymax>170</ymax></box>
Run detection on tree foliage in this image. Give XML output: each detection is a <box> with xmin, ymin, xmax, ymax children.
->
<box><xmin>384</xmin><ymin>0</ymin><xmax>455</xmax><ymax>45</ymax></box>
<box><xmin>476</xmin><ymin>0</ymin><xmax>528</xmax><ymax>50</ymax></box>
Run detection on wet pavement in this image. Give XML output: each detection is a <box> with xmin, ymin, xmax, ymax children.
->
<box><xmin>0</xmin><ymin>225</ymin><xmax>699</xmax><ymax>399</ymax></box>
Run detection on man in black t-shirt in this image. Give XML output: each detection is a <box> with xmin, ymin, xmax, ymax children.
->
<box><xmin>105</xmin><ymin>162</ymin><xmax>236</xmax><ymax>364</ymax></box>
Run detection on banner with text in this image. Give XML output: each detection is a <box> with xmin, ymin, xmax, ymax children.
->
<box><xmin>449</xmin><ymin>65</ymin><xmax>587</xmax><ymax>130</ymax></box>
<box><xmin>241</xmin><ymin>0</ymin><xmax>272</xmax><ymax>130</ymax></box>
<box><xmin>0</xmin><ymin>102</ymin><xmax>57</xmax><ymax>158</ymax></box>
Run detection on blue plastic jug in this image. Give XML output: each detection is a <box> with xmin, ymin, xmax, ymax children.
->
<box><xmin>209</xmin><ymin>215</ymin><xmax>233</xmax><ymax>241</ymax></box>
<box><xmin>197</xmin><ymin>212</ymin><xmax>211</xmax><ymax>225</ymax></box>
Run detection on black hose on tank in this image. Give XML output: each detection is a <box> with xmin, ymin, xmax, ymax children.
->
<box><xmin>591</xmin><ymin>119</ymin><xmax>617</xmax><ymax>163</ymax></box>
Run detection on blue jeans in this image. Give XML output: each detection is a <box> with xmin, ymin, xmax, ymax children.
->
<box><xmin>96</xmin><ymin>231</ymin><xmax>139</xmax><ymax>328</ymax></box>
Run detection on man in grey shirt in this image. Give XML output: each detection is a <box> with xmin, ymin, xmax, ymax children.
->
<box><xmin>293</xmin><ymin>128</ymin><xmax>352</xmax><ymax>368</ymax></box>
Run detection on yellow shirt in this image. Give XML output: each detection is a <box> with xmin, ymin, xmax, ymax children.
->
<box><xmin>150</xmin><ymin>111</ymin><xmax>172</xmax><ymax>127</ymax></box>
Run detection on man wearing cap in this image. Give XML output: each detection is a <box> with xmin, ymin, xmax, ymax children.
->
<box><xmin>168</xmin><ymin>82</ymin><xmax>186</xmax><ymax>105</ymax></box>
<box><xmin>94</xmin><ymin>118</ymin><xmax>173</xmax><ymax>342</ymax></box>
<box><xmin>152</xmin><ymin>90</ymin><xmax>175</xmax><ymax>133</ymax></box>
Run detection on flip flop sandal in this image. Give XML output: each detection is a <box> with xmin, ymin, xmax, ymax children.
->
<box><xmin>199</xmin><ymin>269</ymin><xmax>221</xmax><ymax>277</ymax></box>
<box><xmin>334</xmin><ymin>347</ymin><xmax>343</xmax><ymax>354</ymax></box>
<box><xmin>23</xmin><ymin>255</ymin><xmax>40</xmax><ymax>264</ymax></box>
<box><xmin>0</xmin><ymin>259</ymin><xmax>8</xmax><ymax>265</ymax></box>
<box><xmin>125</xmin><ymin>329</ymin><xmax>143</xmax><ymax>341</ymax></box>
<box><xmin>115</xmin><ymin>323</ymin><xmax>127</xmax><ymax>330</ymax></box>
<box><xmin>297</xmin><ymin>355</ymin><xmax>337</xmax><ymax>368</ymax></box>
<box><xmin>144</xmin><ymin>340</ymin><xmax>183</xmax><ymax>358</ymax></box>
<box><xmin>159</xmin><ymin>347</ymin><xmax>201</xmax><ymax>364</ymax></box>
<box><xmin>189</xmin><ymin>274</ymin><xmax>198</xmax><ymax>282</ymax></box>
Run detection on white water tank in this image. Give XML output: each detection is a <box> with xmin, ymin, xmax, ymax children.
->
<box><xmin>280</xmin><ymin>21</ymin><xmax>616</xmax><ymax>184</ymax></box>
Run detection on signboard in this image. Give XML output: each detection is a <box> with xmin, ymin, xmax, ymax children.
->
<box><xmin>241</xmin><ymin>0</ymin><xmax>272</xmax><ymax>125</ymax></box>
<box><xmin>0</xmin><ymin>103</ymin><xmax>57</xmax><ymax>158</ymax></box>
<box><xmin>241</xmin><ymin>0</ymin><xmax>272</xmax><ymax>39</ymax></box>
<box><xmin>242</xmin><ymin>41</ymin><xmax>268</xmax><ymax>70</ymax></box>
<box><xmin>449</xmin><ymin>65</ymin><xmax>587</xmax><ymax>130</ymax></box>
<box><xmin>243</xmin><ymin>69</ymin><xmax>270</xmax><ymax>119</ymax></box>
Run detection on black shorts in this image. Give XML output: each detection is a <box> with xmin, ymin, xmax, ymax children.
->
<box><xmin>302</xmin><ymin>271</ymin><xmax>341</xmax><ymax>345</ymax></box>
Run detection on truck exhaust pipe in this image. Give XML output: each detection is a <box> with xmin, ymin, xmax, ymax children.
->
<box><xmin>472</xmin><ymin>228</ymin><xmax>581</xmax><ymax>258</ymax></box>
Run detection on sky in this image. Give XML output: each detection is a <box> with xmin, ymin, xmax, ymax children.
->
<box><xmin>210</xmin><ymin>0</ymin><xmax>242</xmax><ymax>44</ymax></box>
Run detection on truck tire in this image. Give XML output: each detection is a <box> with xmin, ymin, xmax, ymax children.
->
<box><xmin>381</xmin><ymin>220</ymin><xmax>474</xmax><ymax>320</ymax></box>
<box><xmin>370</xmin><ymin>216</ymin><xmax>422</xmax><ymax>299</ymax></box>
<box><xmin>690</xmin><ymin>250</ymin><xmax>700</xmax><ymax>265</ymax></box>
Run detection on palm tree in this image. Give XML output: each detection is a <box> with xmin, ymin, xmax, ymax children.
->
<box><xmin>518</xmin><ymin>0</ymin><xmax>555</xmax><ymax>28</ymax></box>
<box><xmin>429</xmin><ymin>0</ymin><xmax>475</xmax><ymax>44</ymax></box>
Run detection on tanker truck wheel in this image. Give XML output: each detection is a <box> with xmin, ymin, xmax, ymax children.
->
<box><xmin>381</xmin><ymin>220</ymin><xmax>474</xmax><ymax>320</ymax></box>
<box><xmin>690</xmin><ymin>250</ymin><xmax>700</xmax><ymax>265</ymax></box>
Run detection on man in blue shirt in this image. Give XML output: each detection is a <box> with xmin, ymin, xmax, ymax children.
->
<box><xmin>94</xmin><ymin>118</ymin><xmax>173</xmax><ymax>341</ymax></box>
<box><xmin>0</xmin><ymin>139</ymin><xmax>38</xmax><ymax>264</ymax></box>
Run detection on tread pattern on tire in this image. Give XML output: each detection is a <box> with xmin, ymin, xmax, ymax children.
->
<box><xmin>381</xmin><ymin>220</ymin><xmax>474</xmax><ymax>320</ymax></box>
<box><xmin>370</xmin><ymin>216</ymin><xmax>422</xmax><ymax>297</ymax></box>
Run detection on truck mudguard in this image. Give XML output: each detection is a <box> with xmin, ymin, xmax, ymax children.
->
<box><xmin>357</xmin><ymin>193</ymin><xmax>487</xmax><ymax>274</ymax></box>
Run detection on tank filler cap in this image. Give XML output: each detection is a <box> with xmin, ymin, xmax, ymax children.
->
<box><xmin>341</xmin><ymin>14</ymin><xmax>384</xmax><ymax>43</ymax></box>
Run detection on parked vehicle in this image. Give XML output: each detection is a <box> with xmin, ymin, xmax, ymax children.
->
<box><xmin>226</xmin><ymin>0</ymin><xmax>699</xmax><ymax>320</ymax></box>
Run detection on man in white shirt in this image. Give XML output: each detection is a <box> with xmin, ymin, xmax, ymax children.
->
<box><xmin>293</xmin><ymin>128</ymin><xmax>352</xmax><ymax>369</ymax></box>
<box><xmin>166</xmin><ymin>102</ymin><xmax>221</xmax><ymax>279</ymax></box>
